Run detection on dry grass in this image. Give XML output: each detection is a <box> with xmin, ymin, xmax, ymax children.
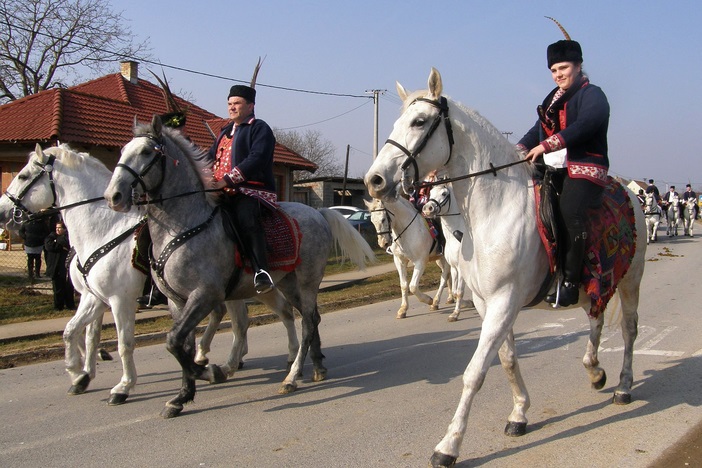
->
<box><xmin>0</xmin><ymin>260</ymin><xmax>445</xmax><ymax>368</ymax></box>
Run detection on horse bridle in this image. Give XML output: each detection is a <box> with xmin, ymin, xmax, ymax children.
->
<box><xmin>4</xmin><ymin>154</ymin><xmax>58</xmax><ymax>223</ymax></box>
<box><xmin>424</xmin><ymin>187</ymin><xmax>452</xmax><ymax>217</ymax></box>
<box><xmin>115</xmin><ymin>133</ymin><xmax>167</xmax><ymax>197</ymax></box>
<box><xmin>370</xmin><ymin>205</ymin><xmax>421</xmax><ymax>244</ymax></box>
<box><xmin>385</xmin><ymin>97</ymin><xmax>454</xmax><ymax>196</ymax></box>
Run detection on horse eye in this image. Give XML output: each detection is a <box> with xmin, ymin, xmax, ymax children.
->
<box><xmin>411</xmin><ymin>117</ymin><xmax>426</xmax><ymax>128</ymax></box>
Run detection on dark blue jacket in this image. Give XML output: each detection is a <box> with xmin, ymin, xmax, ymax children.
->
<box><xmin>208</xmin><ymin>117</ymin><xmax>276</xmax><ymax>192</ymax></box>
<box><xmin>519</xmin><ymin>77</ymin><xmax>610</xmax><ymax>186</ymax></box>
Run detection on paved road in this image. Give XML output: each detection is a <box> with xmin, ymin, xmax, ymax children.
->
<box><xmin>1</xmin><ymin>234</ymin><xmax>701</xmax><ymax>467</ymax></box>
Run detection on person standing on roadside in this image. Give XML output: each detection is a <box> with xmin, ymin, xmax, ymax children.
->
<box><xmin>19</xmin><ymin>217</ymin><xmax>50</xmax><ymax>280</ymax></box>
<box><xmin>44</xmin><ymin>221</ymin><xmax>75</xmax><ymax>310</ymax></box>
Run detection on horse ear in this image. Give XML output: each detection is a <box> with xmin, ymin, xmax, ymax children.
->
<box><xmin>428</xmin><ymin>67</ymin><xmax>443</xmax><ymax>99</ymax></box>
<box><xmin>396</xmin><ymin>81</ymin><xmax>409</xmax><ymax>102</ymax></box>
<box><xmin>34</xmin><ymin>143</ymin><xmax>44</xmax><ymax>161</ymax></box>
<box><xmin>151</xmin><ymin>114</ymin><xmax>163</xmax><ymax>137</ymax></box>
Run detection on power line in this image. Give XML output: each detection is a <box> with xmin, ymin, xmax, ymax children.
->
<box><xmin>1</xmin><ymin>12</ymin><xmax>372</xmax><ymax>99</ymax></box>
<box><xmin>276</xmin><ymin>100</ymin><xmax>372</xmax><ymax>130</ymax></box>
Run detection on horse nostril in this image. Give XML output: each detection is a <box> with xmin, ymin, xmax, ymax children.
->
<box><xmin>369</xmin><ymin>174</ymin><xmax>384</xmax><ymax>188</ymax></box>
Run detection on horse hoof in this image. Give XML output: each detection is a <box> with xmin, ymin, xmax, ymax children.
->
<box><xmin>592</xmin><ymin>371</ymin><xmax>607</xmax><ymax>390</ymax></box>
<box><xmin>447</xmin><ymin>315</ymin><xmax>458</xmax><ymax>323</ymax></box>
<box><xmin>194</xmin><ymin>357</ymin><xmax>209</xmax><ymax>366</ymax></box>
<box><xmin>430</xmin><ymin>305</ymin><xmax>439</xmax><ymax>311</ymax></box>
<box><xmin>98</xmin><ymin>348</ymin><xmax>113</xmax><ymax>361</ymax></box>
<box><xmin>613</xmin><ymin>392</ymin><xmax>632</xmax><ymax>405</ymax></box>
<box><xmin>67</xmin><ymin>374</ymin><xmax>91</xmax><ymax>395</ymax></box>
<box><xmin>208</xmin><ymin>364</ymin><xmax>227</xmax><ymax>384</ymax></box>
<box><xmin>278</xmin><ymin>383</ymin><xmax>297</xmax><ymax>395</ymax></box>
<box><xmin>396</xmin><ymin>313</ymin><xmax>406</xmax><ymax>319</ymax></box>
<box><xmin>312</xmin><ymin>368</ymin><xmax>327</xmax><ymax>382</ymax></box>
<box><xmin>504</xmin><ymin>421</ymin><xmax>527</xmax><ymax>437</ymax></box>
<box><xmin>430</xmin><ymin>451</ymin><xmax>457</xmax><ymax>467</ymax></box>
<box><xmin>108</xmin><ymin>393</ymin><xmax>129</xmax><ymax>406</ymax></box>
<box><xmin>160</xmin><ymin>403</ymin><xmax>183</xmax><ymax>419</ymax></box>
<box><xmin>238</xmin><ymin>361</ymin><xmax>245</xmax><ymax>370</ymax></box>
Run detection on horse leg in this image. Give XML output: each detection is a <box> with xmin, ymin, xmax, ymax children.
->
<box><xmin>195</xmin><ymin>303</ymin><xmax>227</xmax><ymax>366</ymax></box>
<box><xmin>395</xmin><ymin>257</ymin><xmax>410</xmax><ymax>319</ymax></box>
<box><xmin>431</xmin><ymin>301</ymin><xmax>520</xmax><ymax>467</ymax></box>
<box><xmin>259</xmin><ymin>291</ymin><xmax>299</xmax><ymax>372</ymax></box>
<box><xmin>106</xmin><ymin>300</ymin><xmax>137</xmax><ymax>405</ymax></box>
<box><xmin>280</xmin><ymin>299</ymin><xmax>325</xmax><ymax>394</ymax></box>
<box><xmin>214</xmin><ymin>300</ymin><xmax>249</xmax><ymax>378</ymax></box>
<box><xmin>499</xmin><ymin>330</ymin><xmax>530</xmax><ymax>436</ymax></box>
<box><xmin>448</xmin><ymin>273</ymin><xmax>468</xmax><ymax>322</ymax></box>
<box><xmin>409</xmin><ymin>261</ymin><xmax>434</xmax><ymax>308</ymax></box>
<box><xmin>583</xmin><ymin>313</ymin><xmax>607</xmax><ymax>391</ymax></box>
<box><xmin>431</xmin><ymin>259</ymin><xmax>451</xmax><ymax>311</ymax></box>
<box><xmin>612</xmin><ymin>275</ymin><xmax>641</xmax><ymax>405</ymax></box>
<box><xmin>64</xmin><ymin>295</ymin><xmax>107</xmax><ymax>395</ymax></box>
<box><xmin>161</xmin><ymin>295</ymin><xmax>224</xmax><ymax>418</ymax></box>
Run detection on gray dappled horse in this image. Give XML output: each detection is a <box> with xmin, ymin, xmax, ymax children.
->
<box><xmin>105</xmin><ymin>116</ymin><xmax>375</xmax><ymax>418</ymax></box>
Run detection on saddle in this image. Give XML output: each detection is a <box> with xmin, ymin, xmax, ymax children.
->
<box><xmin>220</xmin><ymin>204</ymin><xmax>303</xmax><ymax>274</ymax></box>
<box><xmin>534</xmin><ymin>169</ymin><xmax>637</xmax><ymax>318</ymax></box>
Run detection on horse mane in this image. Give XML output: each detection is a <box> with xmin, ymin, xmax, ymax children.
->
<box><xmin>42</xmin><ymin>144</ymin><xmax>112</xmax><ymax>177</ymax></box>
<box><xmin>398</xmin><ymin>89</ymin><xmax>533</xmax><ymax>178</ymax></box>
<box><xmin>133</xmin><ymin>121</ymin><xmax>220</xmax><ymax>206</ymax></box>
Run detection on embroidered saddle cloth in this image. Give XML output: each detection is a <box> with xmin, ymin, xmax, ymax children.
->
<box><xmin>234</xmin><ymin>207</ymin><xmax>303</xmax><ymax>273</ymax></box>
<box><xmin>535</xmin><ymin>176</ymin><xmax>637</xmax><ymax>318</ymax></box>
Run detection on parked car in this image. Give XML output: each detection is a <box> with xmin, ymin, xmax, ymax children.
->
<box><xmin>328</xmin><ymin>205</ymin><xmax>363</xmax><ymax>219</ymax></box>
<box><xmin>346</xmin><ymin>210</ymin><xmax>377</xmax><ymax>244</ymax></box>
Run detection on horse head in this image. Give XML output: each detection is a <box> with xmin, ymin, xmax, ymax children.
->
<box><xmin>365</xmin><ymin>68</ymin><xmax>453</xmax><ymax>201</ymax></box>
<box><xmin>366</xmin><ymin>198</ymin><xmax>393</xmax><ymax>250</ymax></box>
<box><xmin>105</xmin><ymin>115</ymin><xmax>168</xmax><ymax>212</ymax></box>
<box><xmin>0</xmin><ymin>144</ymin><xmax>61</xmax><ymax>223</ymax></box>
<box><xmin>422</xmin><ymin>183</ymin><xmax>452</xmax><ymax>219</ymax></box>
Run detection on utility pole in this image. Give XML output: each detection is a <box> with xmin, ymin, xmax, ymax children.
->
<box><xmin>341</xmin><ymin>144</ymin><xmax>350</xmax><ymax>205</ymax></box>
<box><xmin>365</xmin><ymin>89</ymin><xmax>386</xmax><ymax>158</ymax></box>
<box><xmin>501</xmin><ymin>131</ymin><xmax>513</xmax><ymax>141</ymax></box>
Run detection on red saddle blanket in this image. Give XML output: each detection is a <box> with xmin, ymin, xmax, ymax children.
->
<box><xmin>535</xmin><ymin>177</ymin><xmax>637</xmax><ymax>318</ymax></box>
<box><xmin>132</xmin><ymin>208</ymin><xmax>303</xmax><ymax>275</ymax></box>
<box><xmin>234</xmin><ymin>207</ymin><xmax>303</xmax><ymax>274</ymax></box>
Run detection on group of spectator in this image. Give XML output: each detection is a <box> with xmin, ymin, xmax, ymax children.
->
<box><xmin>18</xmin><ymin>216</ymin><xmax>75</xmax><ymax>310</ymax></box>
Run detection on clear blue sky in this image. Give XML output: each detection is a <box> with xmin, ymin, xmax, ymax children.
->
<box><xmin>115</xmin><ymin>0</ymin><xmax>701</xmax><ymax>189</ymax></box>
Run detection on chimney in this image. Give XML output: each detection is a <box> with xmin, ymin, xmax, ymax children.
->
<box><xmin>120</xmin><ymin>60</ymin><xmax>139</xmax><ymax>84</ymax></box>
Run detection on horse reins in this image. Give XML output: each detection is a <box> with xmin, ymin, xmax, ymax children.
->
<box><xmin>4</xmin><ymin>155</ymin><xmax>59</xmax><ymax>222</ymax></box>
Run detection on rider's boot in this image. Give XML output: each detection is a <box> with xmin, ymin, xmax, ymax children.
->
<box><xmin>546</xmin><ymin>231</ymin><xmax>586</xmax><ymax>307</ymax></box>
<box><xmin>246</xmin><ymin>227</ymin><xmax>273</xmax><ymax>294</ymax></box>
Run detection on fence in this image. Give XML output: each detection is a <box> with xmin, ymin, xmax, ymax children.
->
<box><xmin>0</xmin><ymin>229</ymin><xmax>34</xmax><ymax>277</ymax></box>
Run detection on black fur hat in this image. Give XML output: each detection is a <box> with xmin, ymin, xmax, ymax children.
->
<box><xmin>228</xmin><ymin>85</ymin><xmax>256</xmax><ymax>103</ymax></box>
<box><xmin>547</xmin><ymin>40</ymin><xmax>583</xmax><ymax>68</ymax></box>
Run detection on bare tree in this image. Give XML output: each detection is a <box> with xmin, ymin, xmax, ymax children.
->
<box><xmin>0</xmin><ymin>0</ymin><xmax>150</xmax><ymax>103</ymax></box>
<box><xmin>273</xmin><ymin>128</ymin><xmax>343</xmax><ymax>180</ymax></box>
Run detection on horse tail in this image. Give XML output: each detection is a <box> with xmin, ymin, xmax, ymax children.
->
<box><xmin>604</xmin><ymin>290</ymin><xmax>623</xmax><ymax>330</ymax></box>
<box><xmin>318</xmin><ymin>208</ymin><xmax>377</xmax><ymax>269</ymax></box>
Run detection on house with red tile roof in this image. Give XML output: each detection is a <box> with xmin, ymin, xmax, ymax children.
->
<box><xmin>0</xmin><ymin>61</ymin><xmax>316</xmax><ymax>201</ymax></box>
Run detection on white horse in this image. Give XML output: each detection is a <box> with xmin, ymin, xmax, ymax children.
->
<box><xmin>366</xmin><ymin>196</ymin><xmax>452</xmax><ymax>319</ymax></box>
<box><xmin>665</xmin><ymin>197</ymin><xmax>681</xmax><ymax>236</ymax></box>
<box><xmin>0</xmin><ymin>144</ymin><xmax>146</xmax><ymax>404</ymax></box>
<box><xmin>643</xmin><ymin>192</ymin><xmax>661</xmax><ymax>244</ymax></box>
<box><xmin>683</xmin><ymin>197</ymin><xmax>697</xmax><ymax>237</ymax></box>
<box><xmin>422</xmin><ymin>181</ymin><xmax>474</xmax><ymax>321</ymax></box>
<box><xmin>365</xmin><ymin>68</ymin><xmax>646</xmax><ymax>467</ymax></box>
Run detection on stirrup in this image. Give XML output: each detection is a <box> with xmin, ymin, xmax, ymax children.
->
<box><xmin>254</xmin><ymin>270</ymin><xmax>274</xmax><ymax>294</ymax></box>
